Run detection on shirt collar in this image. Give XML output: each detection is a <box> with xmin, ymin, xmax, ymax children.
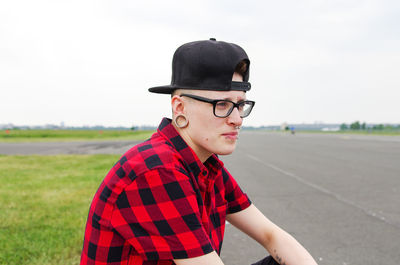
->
<box><xmin>157</xmin><ymin>118</ymin><xmax>224</xmax><ymax>178</ymax></box>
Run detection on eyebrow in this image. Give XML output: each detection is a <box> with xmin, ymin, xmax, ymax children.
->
<box><xmin>221</xmin><ymin>96</ymin><xmax>247</xmax><ymax>102</ymax></box>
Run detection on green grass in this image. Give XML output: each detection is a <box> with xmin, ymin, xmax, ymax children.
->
<box><xmin>0</xmin><ymin>154</ymin><xmax>120</xmax><ymax>265</ymax></box>
<box><xmin>0</xmin><ymin>130</ymin><xmax>154</xmax><ymax>142</ymax></box>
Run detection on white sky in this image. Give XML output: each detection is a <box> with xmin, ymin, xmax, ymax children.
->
<box><xmin>1</xmin><ymin>0</ymin><xmax>399</xmax><ymax>127</ymax></box>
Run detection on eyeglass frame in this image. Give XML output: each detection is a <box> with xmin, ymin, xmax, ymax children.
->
<box><xmin>179</xmin><ymin>93</ymin><xmax>255</xmax><ymax>118</ymax></box>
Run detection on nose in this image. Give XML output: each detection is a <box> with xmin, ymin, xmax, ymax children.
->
<box><xmin>227</xmin><ymin>106</ymin><xmax>243</xmax><ymax>127</ymax></box>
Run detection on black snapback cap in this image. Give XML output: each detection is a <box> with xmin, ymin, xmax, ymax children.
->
<box><xmin>148</xmin><ymin>38</ymin><xmax>251</xmax><ymax>94</ymax></box>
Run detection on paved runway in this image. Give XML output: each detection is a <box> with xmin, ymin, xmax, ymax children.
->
<box><xmin>0</xmin><ymin>140</ymin><xmax>140</xmax><ymax>155</ymax></box>
<box><xmin>221</xmin><ymin>132</ymin><xmax>400</xmax><ymax>265</ymax></box>
<box><xmin>1</xmin><ymin>132</ymin><xmax>399</xmax><ymax>265</ymax></box>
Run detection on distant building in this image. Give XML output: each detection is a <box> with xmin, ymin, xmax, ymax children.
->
<box><xmin>321</xmin><ymin>127</ymin><xmax>340</xmax><ymax>132</ymax></box>
<box><xmin>0</xmin><ymin>123</ymin><xmax>14</xmax><ymax>130</ymax></box>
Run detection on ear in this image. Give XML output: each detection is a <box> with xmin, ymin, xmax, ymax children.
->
<box><xmin>171</xmin><ymin>95</ymin><xmax>185</xmax><ymax>116</ymax></box>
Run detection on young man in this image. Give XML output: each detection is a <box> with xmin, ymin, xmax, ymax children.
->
<box><xmin>80</xmin><ymin>38</ymin><xmax>318</xmax><ymax>265</ymax></box>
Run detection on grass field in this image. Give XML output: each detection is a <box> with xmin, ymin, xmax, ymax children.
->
<box><xmin>0</xmin><ymin>154</ymin><xmax>120</xmax><ymax>265</ymax></box>
<box><xmin>0</xmin><ymin>130</ymin><xmax>154</xmax><ymax>142</ymax></box>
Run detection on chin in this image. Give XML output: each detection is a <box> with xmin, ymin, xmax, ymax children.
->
<box><xmin>217</xmin><ymin>150</ymin><xmax>235</xmax><ymax>156</ymax></box>
<box><xmin>214</xmin><ymin>144</ymin><xmax>236</xmax><ymax>156</ymax></box>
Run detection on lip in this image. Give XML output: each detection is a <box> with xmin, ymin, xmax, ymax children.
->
<box><xmin>222</xmin><ymin>131</ymin><xmax>239</xmax><ymax>140</ymax></box>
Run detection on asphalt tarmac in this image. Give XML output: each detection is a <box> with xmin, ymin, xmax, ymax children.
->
<box><xmin>0</xmin><ymin>140</ymin><xmax>139</xmax><ymax>155</ymax></box>
<box><xmin>221</xmin><ymin>132</ymin><xmax>400</xmax><ymax>265</ymax></box>
<box><xmin>1</xmin><ymin>132</ymin><xmax>399</xmax><ymax>265</ymax></box>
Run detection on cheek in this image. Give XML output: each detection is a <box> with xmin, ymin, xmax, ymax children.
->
<box><xmin>202</xmin><ymin>119</ymin><xmax>224</xmax><ymax>143</ymax></box>
<box><xmin>189</xmin><ymin>105</ymin><xmax>224</xmax><ymax>142</ymax></box>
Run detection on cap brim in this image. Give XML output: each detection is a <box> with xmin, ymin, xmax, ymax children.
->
<box><xmin>148</xmin><ymin>85</ymin><xmax>178</xmax><ymax>94</ymax></box>
<box><xmin>149</xmin><ymin>82</ymin><xmax>251</xmax><ymax>94</ymax></box>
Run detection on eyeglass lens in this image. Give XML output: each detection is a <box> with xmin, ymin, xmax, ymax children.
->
<box><xmin>214</xmin><ymin>101</ymin><xmax>253</xmax><ymax>118</ymax></box>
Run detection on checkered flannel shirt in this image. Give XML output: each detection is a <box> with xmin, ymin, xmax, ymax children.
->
<box><xmin>80</xmin><ymin>118</ymin><xmax>251</xmax><ymax>265</ymax></box>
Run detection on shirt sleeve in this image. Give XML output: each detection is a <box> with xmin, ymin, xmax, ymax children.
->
<box><xmin>110</xmin><ymin>167</ymin><xmax>214</xmax><ymax>261</ymax></box>
<box><xmin>222</xmin><ymin>167</ymin><xmax>252</xmax><ymax>214</ymax></box>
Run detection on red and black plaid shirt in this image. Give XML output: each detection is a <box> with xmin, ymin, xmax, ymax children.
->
<box><xmin>80</xmin><ymin>118</ymin><xmax>251</xmax><ymax>265</ymax></box>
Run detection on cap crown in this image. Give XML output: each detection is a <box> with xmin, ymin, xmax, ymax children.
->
<box><xmin>149</xmin><ymin>39</ymin><xmax>251</xmax><ymax>94</ymax></box>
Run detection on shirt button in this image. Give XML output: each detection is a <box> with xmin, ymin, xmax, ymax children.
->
<box><xmin>202</xmin><ymin>170</ymin><xmax>207</xmax><ymax>176</ymax></box>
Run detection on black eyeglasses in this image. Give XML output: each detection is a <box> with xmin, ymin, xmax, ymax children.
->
<box><xmin>180</xmin><ymin>93</ymin><xmax>255</xmax><ymax>118</ymax></box>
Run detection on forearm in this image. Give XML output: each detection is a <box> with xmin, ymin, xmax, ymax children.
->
<box><xmin>227</xmin><ymin>205</ymin><xmax>317</xmax><ymax>265</ymax></box>
<box><xmin>174</xmin><ymin>251</ymin><xmax>225</xmax><ymax>265</ymax></box>
<box><xmin>264</xmin><ymin>228</ymin><xmax>317</xmax><ymax>265</ymax></box>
